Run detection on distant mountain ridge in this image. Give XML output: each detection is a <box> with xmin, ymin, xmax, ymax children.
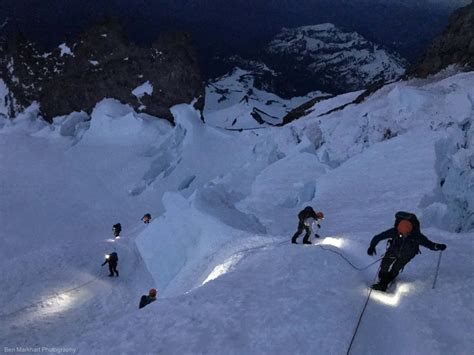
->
<box><xmin>0</xmin><ymin>0</ymin><xmax>461</xmax><ymax>76</ymax></box>
<box><xmin>262</xmin><ymin>23</ymin><xmax>407</xmax><ymax>96</ymax></box>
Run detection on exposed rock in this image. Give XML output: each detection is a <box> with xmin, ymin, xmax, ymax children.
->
<box><xmin>0</xmin><ymin>19</ymin><xmax>204</xmax><ymax>123</ymax></box>
<box><xmin>281</xmin><ymin>79</ymin><xmax>385</xmax><ymax>125</ymax></box>
<box><xmin>279</xmin><ymin>95</ymin><xmax>333</xmax><ymax>126</ymax></box>
<box><xmin>409</xmin><ymin>3</ymin><xmax>474</xmax><ymax>77</ymax></box>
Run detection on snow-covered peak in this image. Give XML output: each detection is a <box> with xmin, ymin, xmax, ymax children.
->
<box><xmin>265</xmin><ymin>23</ymin><xmax>407</xmax><ymax>94</ymax></box>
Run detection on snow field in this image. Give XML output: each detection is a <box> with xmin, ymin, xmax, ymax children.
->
<box><xmin>0</xmin><ymin>71</ymin><xmax>472</xmax><ymax>354</ymax></box>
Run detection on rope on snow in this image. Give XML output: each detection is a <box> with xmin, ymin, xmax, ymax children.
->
<box><xmin>346</xmin><ymin>265</ymin><xmax>381</xmax><ymax>355</ymax></box>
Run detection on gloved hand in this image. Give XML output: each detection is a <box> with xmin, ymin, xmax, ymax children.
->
<box><xmin>367</xmin><ymin>245</ymin><xmax>376</xmax><ymax>256</ymax></box>
<box><xmin>436</xmin><ymin>243</ymin><xmax>447</xmax><ymax>251</ymax></box>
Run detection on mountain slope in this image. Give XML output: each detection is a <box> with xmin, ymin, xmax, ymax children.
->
<box><xmin>0</xmin><ymin>71</ymin><xmax>472</xmax><ymax>354</ymax></box>
<box><xmin>263</xmin><ymin>23</ymin><xmax>406</xmax><ymax>96</ymax></box>
<box><xmin>204</xmin><ymin>67</ymin><xmax>328</xmax><ymax>129</ymax></box>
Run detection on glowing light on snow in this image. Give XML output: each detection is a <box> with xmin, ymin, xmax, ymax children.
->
<box><xmin>371</xmin><ymin>283</ymin><xmax>413</xmax><ymax>307</ymax></box>
<box><xmin>105</xmin><ymin>254</ymin><xmax>110</xmax><ymax>259</ymax></box>
<box><xmin>321</xmin><ymin>237</ymin><xmax>345</xmax><ymax>248</ymax></box>
<box><xmin>106</xmin><ymin>238</ymin><xmax>116</xmax><ymax>243</ymax></box>
<box><xmin>202</xmin><ymin>254</ymin><xmax>243</xmax><ymax>285</ymax></box>
<box><xmin>40</xmin><ymin>293</ymin><xmax>74</xmax><ymax>315</ymax></box>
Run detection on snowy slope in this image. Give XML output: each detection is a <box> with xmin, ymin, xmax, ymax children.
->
<box><xmin>205</xmin><ymin>67</ymin><xmax>327</xmax><ymax>129</ymax></box>
<box><xmin>0</xmin><ymin>71</ymin><xmax>473</xmax><ymax>354</ymax></box>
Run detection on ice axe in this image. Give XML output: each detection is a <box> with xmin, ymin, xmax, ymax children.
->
<box><xmin>432</xmin><ymin>251</ymin><xmax>443</xmax><ymax>289</ymax></box>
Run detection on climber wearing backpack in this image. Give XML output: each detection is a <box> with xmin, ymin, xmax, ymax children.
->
<box><xmin>291</xmin><ymin>206</ymin><xmax>325</xmax><ymax>244</ymax></box>
<box><xmin>112</xmin><ymin>223</ymin><xmax>122</xmax><ymax>238</ymax></box>
<box><xmin>139</xmin><ymin>288</ymin><xmax>157</xmax><ymax>309</ymax></box>
<box><xmin>142</xmin><ymin>213</ymin><xmax>151</xmax><ymax>224</ymax></box>
<box><xmin>367</xmin><ymin>211</ymin><xmax>446</xmax><ymax>291</ymax></box>
<box><xmin>102</xmin><ymin>252</ymin><xmax>119</xmax><ymax>277</ymax></box>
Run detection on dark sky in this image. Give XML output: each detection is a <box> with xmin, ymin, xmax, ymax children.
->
<box><xmin>0</xmin><ymin>0</ymin><xmax>468</xmax><ymax>75</ymax></box>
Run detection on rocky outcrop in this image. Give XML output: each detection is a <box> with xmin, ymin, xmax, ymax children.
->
<box><xmin>410</xmin><ymin>3</ymin><xmax>474</xmax><ymax>77</ymax></box>
<box><xmin>0</xmin><ymin>19</ymin><xmax>204</xmax><ymax>123</ymax></box>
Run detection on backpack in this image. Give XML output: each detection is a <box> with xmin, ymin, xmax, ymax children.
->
<box><xmin>139</xmin><ymin>295</ymin><xmax>148</xmax><ymax>309</ymax></box>
<box><xmin>391</xmin><ymin>211</ymin><xmax>422</xmax><ymax>255</ymax></box>
<box><xmin>109</xmin><ymin>252</ymin><xmax>118</xmax><ymax>262</ymax></box>
<box><xmin>394</xmin><ymin>211</ymin><xmax>420</xmax><ymax>232</ymax></box>
<box><xmin>298</xmin><ymin>206</ymin><xmax>314</xmax><ymax>220</ymax></box>
<box><xmin>113</xmin><ymin>224</ymin><xmax>122</xmax><ymax>234</ymax></box>
<box><xmin>139</xmin><ymin>295</ymin><xmax>156</xmax><ymax>309</ymax></box>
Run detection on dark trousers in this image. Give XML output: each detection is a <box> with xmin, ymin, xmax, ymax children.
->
<box><xmin>109</xmin><ymin>262</ymin><xmax>119</xmax><ymax>277</ymax></box>
<box><xmin>377</xmin><ymin>252</ymin><xmax>413</xmax><ymax>286</ymax></box>
<box><xmin>292</xmin><ymin>221</ymin><xmax>311</xmax><ymax>243</ymax></box>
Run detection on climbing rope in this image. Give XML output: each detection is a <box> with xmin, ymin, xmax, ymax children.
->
<box><xmin>0</xmin><ymin>239</ymin><xmax>133</xmax><ymax>321</ymax></box>
<box><xmin>346</xmin><ymin>265</ymin><xmax>381</xmax><ymax>355</ymax></box>
<box><xmin>310</xmin><ymin>241</ymin><xmax>384</xmax><ymax>355</ymax></box>
<box><xmin>0</xmin><ymin>278</ymin><xmax>98</xmax><ymax>320</ymax></box>
<box><xmin>316</xmin><ymin>243</ymin><xmax>384</xmax><ymax>271</ymax></box>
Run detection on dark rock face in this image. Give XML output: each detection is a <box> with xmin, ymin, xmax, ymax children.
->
<box><xmin>410</xmin><ymin>3</ymin><xmax>474</xmax><ymax>77</ymax></box>
<box><xmin>0</xmin><ymin>19</ymin><xmax>204</xmax><ymax>123</ymax></box>
<box><xmin>279</xmin><ymin>96</ymin><xmax>332</xmax><ymax>126</ymax></box>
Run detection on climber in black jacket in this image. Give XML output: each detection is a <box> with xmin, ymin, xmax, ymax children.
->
<box><xmin>112</xmin><ymin>223</ymin><xmax>122</xmax><ymax>238</ymax></box>
<box><xmin>291</xmin><ymin>206</ymin><xmax>325</xmax><ymax>244</ymax></box>
<box><xmin>367</xmin><ymin>212</ymin><xmax>446</xmax><ymax>291</ymax></box>
<box><xmin>102</xmin><ymin>252</ymin><xmax>119</xmax><ymax>277</ymax></box>
<box><xmin>139</xmin><ymin>288</ymin><xmax>157</xmax><ymax>309</ymax></box>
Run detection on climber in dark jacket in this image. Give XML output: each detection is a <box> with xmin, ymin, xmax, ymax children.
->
<box><xmin>139</xmin><ymin>288</ymin><xmax>157</xmax><ymax>309</ymax></box>
<box><xmin>112</xmin><ymin>223</ymin><xmax>122</xmax><ymax>238</ymax></box>
<box><xmin>367</xmin><ymin>212</ymin><xmax>446</xmax><ymax>291</ymax></box>
<box><xmin>291</xmin><ymin>206</ymin><xmax>325</xmax><ymax>244</ymax></box>
<box><xmin>102</xmin><ymin>252</ymin><xmax>119</xmax><ymax>277</ymax></box>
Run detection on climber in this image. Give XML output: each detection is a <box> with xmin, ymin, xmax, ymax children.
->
<box><xmin>113</xmin><ymin>223</ymin><xmax>122</xmax><ymax>238</ymax></box>
<box><xmin>102</xmin><ymin>252</ymin><xmax>119</xmax><ymax>277</ymax></box>
<box><xmin>367</xmin><ymin>211</ymin><xmax>446</xmax><ymax>291</ymax></box>
<box><xmin>291</xmin><ymin>206</ymin><xmax>325</xmax><ymax>244</ymax></box>
<box><xmin>139</xmin><ymin>288</ymin><xmax>157</xmax><ymax>309</ymax></box>
<box><xmin>142</xmin><ymin>213</ymin><xmax>152</xmax><ymax>224</ymax></box>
